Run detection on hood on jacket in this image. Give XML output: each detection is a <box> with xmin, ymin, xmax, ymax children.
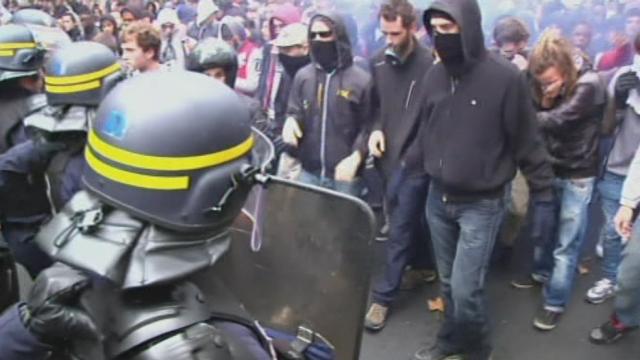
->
<box><xmin>308</xmin><ymin>12</ymin><xmax>353</xmax><ymax>70</ymax></box>
<box><xmin>423</xmin><ymin>0</ymin><xmax>486</xmax><ymax>67</ymax></box>
<box><xmin>269</xmin><ymin>3</ymin><xmax>302</xmax><ymax>39</ymax></box>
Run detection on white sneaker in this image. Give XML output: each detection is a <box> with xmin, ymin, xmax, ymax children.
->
<box><xmin>596</xmin><ymin>242</ymin><xmax>604</xmax><ymax>259</ymax></box>
<box><xmin>586</xmin><ymin>278</ymin><xmax>616</xmax><ymax>304</ymax></box>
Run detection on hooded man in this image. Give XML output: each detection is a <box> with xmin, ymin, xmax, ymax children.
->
<box><xmin>219</xmin><ymin>15</ymin><xmax>261</xmax><ymax>96</ymax></box>
<box><xmin>156</xmin><ymin>8</ymin><xmax>187</xmax><ymax>69</ymax></box>
<box><xmin>282</xmin><ymin>12</ymin><xmax>371</xmax><ymax>196</ymax></box>
<box><xmin>414</xmin><ymin>0</ymin><xmax>554</xmax><ymax>359</ymax></box>
<box><xmin>187</xmin><ymin>0</ymin><xmax>220</xmax><ymax>40</ymax></box>
<box><xmin>255</xmin><ymin>3</ymin><xmax>302</xmax><ymax>119</ymax></box>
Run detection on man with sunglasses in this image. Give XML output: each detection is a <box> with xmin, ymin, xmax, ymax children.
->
<box><xmin>364</xmin><ymin>0</ymin><xmax>436</xmax><ymax>332</ymax></box>
<box><xmin>282</xmin><ymin>12</ymin><xmax>372</xmax><ymax>196</ymax></box>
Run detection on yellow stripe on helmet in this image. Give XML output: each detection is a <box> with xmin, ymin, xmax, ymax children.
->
<box><xmin>0</xmin><ymin>50</ymin><xmax>14</xmax><ymax>57</ymax></box>
<box><xmin>0</xmin><ymin>42</ymin><xmax>36</xmax><ymax>50</ymax></box>
<box><xmin>45</xmin><ymin>63</ymin><xmax>121</xmax><ymax>85</ymax></box>
<box><xmin>45</xmin><ymin>80</ymin><xmax>101</xmax><ymax>94</ymax></box>
<box><xmin>85</xmin><ymin>148</ymin><xmax>189</xmax><ymax>190</ymax></box>
<box><xmin>88</xmin><ymin>130</ymin><xmax>254</xmax><ymax>172</ymax></box>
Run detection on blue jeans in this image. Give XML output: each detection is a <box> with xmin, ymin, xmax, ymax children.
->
<box><xmin>542</xmin><ymin>177</ymin><xmax>595</xmax><ymax>311</ymax></box>
<box><xmin>598</xmin><ymin>172</ymin><xmax>625</xmax><ymax>282</ymax></box>
<box><xmin>615</xmin><ymin>218</ymin><xmax>640</xmax><ymax>327</ymax></box>
<box><xmin>372</xmin><ymin>168</ymin><xmax>432</xmax><ymax>306</ymax></box>
<box><xmin>426</xmin><ymin>184</ymin><xmax>504</xmax><ymax>357</ymax></box>
<box><xmin>298</xmin><ymin>170</ymin><xmax>361</xmax><ymax>197</ymax></box>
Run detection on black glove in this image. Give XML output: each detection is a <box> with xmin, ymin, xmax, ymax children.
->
<box><xmin>614</xmin><ymin>70</ymin><xmax>640</xmax><ymax>107</ymax></box>
<box><xmin>33</xmin><ymin>137</ymin><xmax>67</xmax><ymax>157</ymax></box>
<box><xmin>19</xmin><ymin>263</ymin><xmax>99</xmax><ymax>345</ymax></box>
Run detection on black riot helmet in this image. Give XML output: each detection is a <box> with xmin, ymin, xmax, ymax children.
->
<box><xmin>0</xmin><ymin>24</ymin><xmax>45</xmax><ymax>82</ymax></box>
<box><xmin>11</xmin><ymin>9</ymin><xmax>57</xmax><ymax>27</ymax></box>
<box><xmin>44</xmin><ymin>41</ymin><xmax>124</xmax><ymax>107</ymax></box>
<box><xmin>186</xmin><ymin>37</ymin><xmax>238</xmax><ymax>88</ymax></box>
<box><xmin>83</xmin><ymin>71</ymin><xmax>257</xmax><ymax>233</ymax></box>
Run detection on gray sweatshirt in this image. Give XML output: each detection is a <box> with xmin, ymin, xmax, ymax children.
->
<box><xmin>607</xmin><ymin>64</ymin><xmax>640</xmax><ymax>176</ymax></box>
<box><xmin>621</xmin><ymin>143</ymin><xmax>640</xmax><ymax>209</ymax></box>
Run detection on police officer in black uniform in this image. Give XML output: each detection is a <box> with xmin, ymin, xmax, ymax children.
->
<box><xmin>4</xmin><ymin>71</ymin><xmax>274</xmax><ymax>360</ymax></box>
<box><xmin>0</xmin><ymin>24</ymin><xmax>53</xmax><ymax>282</ymax></box>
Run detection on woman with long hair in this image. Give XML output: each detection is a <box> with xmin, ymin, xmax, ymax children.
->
<box><xmin>526</xmin><ymin>29</ymin><xmax>606</xmax><ymax>331</ymax></box>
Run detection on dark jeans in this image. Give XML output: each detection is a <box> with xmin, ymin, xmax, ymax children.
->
<box><xmin>615</xmin><ymin>218</ymin><xmax>640</xmax><ymax>327</ymax></box>
<box><xmin>426</xmin><ymin>184</ymin><xmax>504</xmax><ymax>358</ymax></box>
<box><xmin>371</xmin><ymin>168</ymin><xmax>432</xmax><ymax>306</ymax></box>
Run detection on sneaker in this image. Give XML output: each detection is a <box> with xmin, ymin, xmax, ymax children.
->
<box><xmin>586</xmin><ymin>278</ymin><xmax>617</xmax><ymax>304</ymax></box>
<box><xmin>589</xmin><ymin>317</ymin><xmax>637</xmax><ymax>345</ymax></box>
<box><xmin>413</xmin><ymin>345</ymin><xmax>463</xmax><ymax>360</ymax></box>
<box><xmin>364</xmin><ymin>303</ymin><xmax>389</xmax><ymax>331</ymax></box>
<box><xmin>533</xmin><ymin>307</ymin><xmax>562</xmax><ymax>331</ymax></box>
<box><xmin>375</xmin><ymin>223</ymin><xmax>389</xmax><ymax>242</ymax></box>
<box><xmin>400</xmin><ymin>269</ymin><xmax>438</xmax><ymax>290</ymax></box>
<box><xmin>510</xmin><ymin>273</ymin><xmax>547</xmax><ymax>289</ymax></box>
<box><xmin>595</xmin><ymin>242</ymin><xmax>604</xmax><ymax>259</ymax></box>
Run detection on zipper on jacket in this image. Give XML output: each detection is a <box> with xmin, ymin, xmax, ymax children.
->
<box><xmin>320</xmin><ymin>71</ymin><xmax>334</xmax><ymax>179</ymax></box>
<box><xmin>405</xmin><ymin>80</ymin><xmax>416</xmax><ymax>109</ymax></box>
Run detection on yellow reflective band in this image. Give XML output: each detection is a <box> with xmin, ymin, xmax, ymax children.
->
<box><xmin>0</xmin><ymin>42</ymin><xmax>36</xmax><ymax>50</ymax></box>
<box><xmin>45</xmin><ymin>80</ymin><xmax>101</xmax><ymax>94</ymax></box>
<box><xmin>85</xmin><ymin>148</ymin><xmax>189</xmax><ymax>190</ymax></box>
<box><xmin>0</xmin><ymin>50</ymin><xmax>14</xmax><ymax>57</ymax></box>
<box><xmin>45</xmin><ymin>63</ymin><xmax>121</xmax><ymax>85</ymax></box>
<box><xmin>89</xmin><ymin>130</ymin><xmax>254</xmax><ymax>171</ymax></box>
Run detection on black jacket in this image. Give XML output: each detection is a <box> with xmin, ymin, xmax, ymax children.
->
<box><xmin>287</xmin><ymin>12</ymin><xmax>372</xmax><ymax>178</ymax></box>
<box><xmin>534</xmin><ymin>68</ymin><xmax>605</xmax><ymax>179</ymax></box>
<box><xmin>370</xmin><ymin>41</ymin><xmax>434</xmax><ymax>177</ymax></box>
<box><xmin>418</xmin><ymin>0</ymin><xmax>553</xmax><ymax>199</ymax></box>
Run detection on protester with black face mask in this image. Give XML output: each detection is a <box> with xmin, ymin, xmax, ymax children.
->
<box><xmin>412</xmin><ymin>0</ymin><xmax>554</xmax><ymax>359</ymax></box>
<box><xmin>272</xmin><ymin>23</ymin><xmax>310</xmax><ymax>179</ymax></box>
<box><xmin>282</xmin><ymin>13</ymin><xmax>372</xmax><ymax>196</ymax></box>
<box><xmin>364</xmin><ymin>0</ymin><xmax>436</xmax><ymax>333</ymax></box>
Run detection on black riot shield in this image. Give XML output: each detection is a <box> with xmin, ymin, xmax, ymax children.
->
<box><xmin>194</xmin><ymin>177</ymin><xmax>375</xmax><ymax>360</ymax></box>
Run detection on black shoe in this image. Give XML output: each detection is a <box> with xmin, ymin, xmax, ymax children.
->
<box><xmin>413</xmin><ymin>346</ymin><xmax>463</xmax><ymax>360</ymax></box>
<box><xmin>589</xmin><ymin>318</ymin><xmax>637</xmax><ymax>345</ymax></box>
<box><xmin>510</xmin><ymin>273</ymin><xmax>546</xmax><ymax>289</ymax></box>
<box><xmin>375</xmin><ymin>223</ymin><xmax>389</xmax><ymax>242</ymax></box>
<box><xmin>533</xmin><ymin>307</ymin><xmax>562</xmax><ymax>331</ymax></box>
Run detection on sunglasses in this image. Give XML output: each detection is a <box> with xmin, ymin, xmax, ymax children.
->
<box><xmin>310</xmin><ymin>30</ymin><xmax>333</xmax><ymax>40</ymax></box>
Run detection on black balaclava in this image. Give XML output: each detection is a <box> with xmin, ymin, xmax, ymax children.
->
<box><xmin>311</xmin><ymin>41</ymin><xmax>338</xmax><ymax>72</ymax></box>
<box><xmin>278</xmin><ymin>53</ymin><xmax>311</xmax><ymax>77</ymax></box>
<box><xmin>433</xmin><ymin>31</ymin><xmax>465</xmax><ymax>75</ymax></box>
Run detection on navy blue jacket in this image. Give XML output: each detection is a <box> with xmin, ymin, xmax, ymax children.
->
<box><xmin>0</xmin><ymin>304</ymin><xmax>51</xmax><ymax>360</ymax></box>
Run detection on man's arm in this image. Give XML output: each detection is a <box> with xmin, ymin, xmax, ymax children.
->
<box><xmin>505</xmin><ymin>72</ymin><xmax>555</xmax><ymax>199</ymax></box>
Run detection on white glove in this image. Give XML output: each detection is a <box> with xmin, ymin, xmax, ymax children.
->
<box><xmin>282</xmin><ymin>117</ymin><xmax>303</xmax><ymax>147</ymax></box>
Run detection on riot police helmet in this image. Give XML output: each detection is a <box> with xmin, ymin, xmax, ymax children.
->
<box><xmin>0</xmin><ymin>24</ymin><xmax>45</xmax><ymax>82</ymax></box>
<box><xmin>186</xmin><ymin>37</ymin><xmax>238</xmax><ymax>88</ymax></box>
<box><xmin>11</xmin><ymin>9</ymin><xmax>57</xmax><ymax>27</ymax></box>
<box><xmin>83</xmin><ymin>71</ymin><xmax>258</xmax><ymax>233</ymax></box>
<box><xmin>44</xmin><ymin>41</ymin><xmax>123</xmax><ymax>106</ymax></box>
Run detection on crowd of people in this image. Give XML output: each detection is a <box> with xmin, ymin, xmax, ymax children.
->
<box><xmin>0</xmin><ymin>0</ymin><xmax>640</xmax><ymax>359</ymax></box>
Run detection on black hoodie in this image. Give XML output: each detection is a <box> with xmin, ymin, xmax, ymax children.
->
<box><xmin>286</xmin><ymin>12</ymin><xmax>372</xmax><ymax>179</ymax></box>
<box><xmin>418</xmin><ymin>0</ymin><xmax>553</xmax><ymax>199</ymax></box>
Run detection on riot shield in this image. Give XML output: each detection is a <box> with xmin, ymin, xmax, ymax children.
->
<box><xmin>194</xmin><ymin>177</ymin><xmax>375</xmax><ymax>360</ymax></box>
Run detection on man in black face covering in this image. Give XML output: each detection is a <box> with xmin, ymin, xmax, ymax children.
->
<box><xmin>412</xmin><ymin>1</ymin><xmax>554</xmax><ymax>359</ymax></box>
<box><xmin>282</xmin><ymin>13</ymin><xmax>372</xmax><ymax>195</ymax></box>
